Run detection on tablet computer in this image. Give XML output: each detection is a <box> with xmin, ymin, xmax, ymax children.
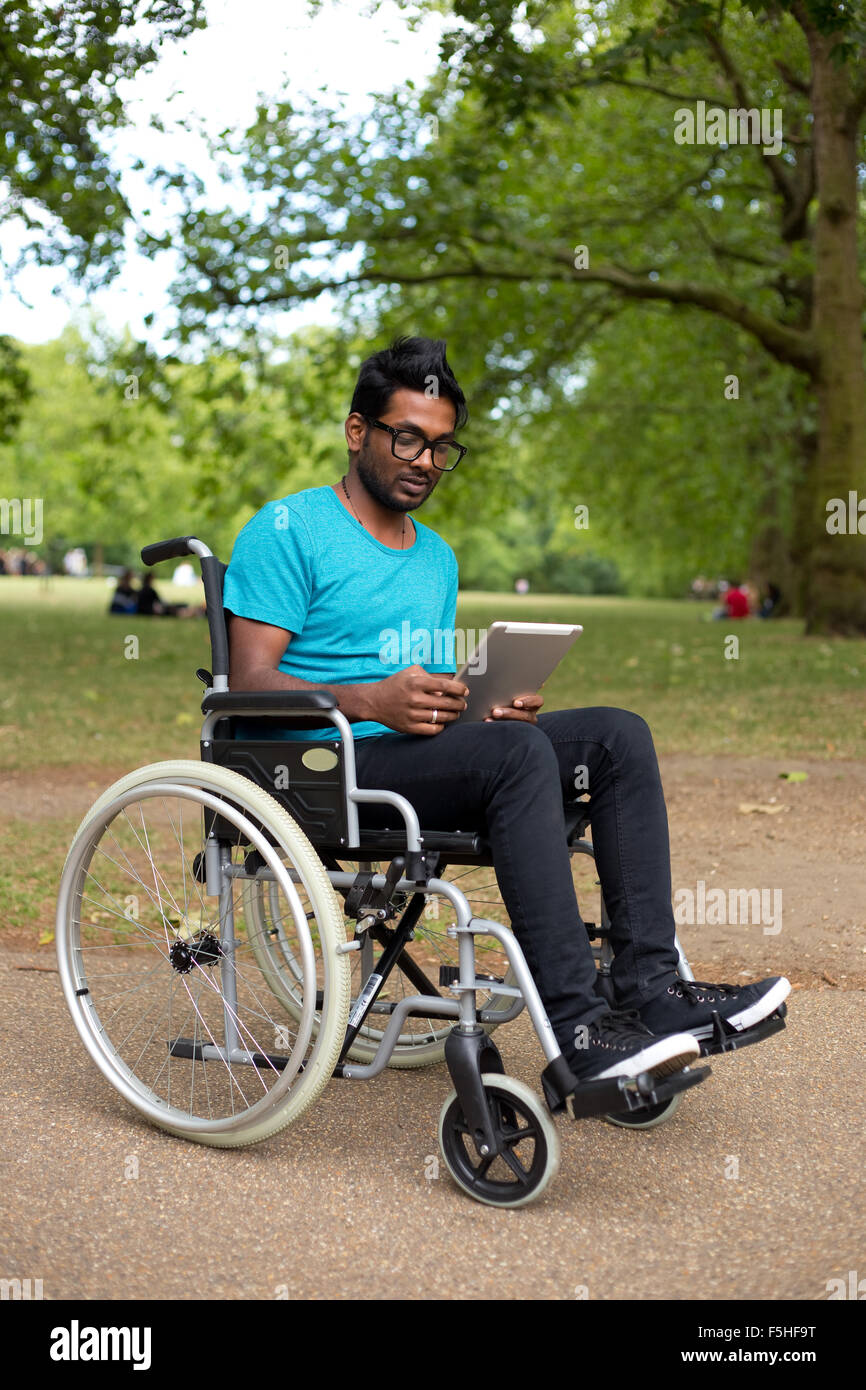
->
<box><xmin>451</xmin><ymin>621</ymin><xmax>583</xmax><ymax>723</ymax></box>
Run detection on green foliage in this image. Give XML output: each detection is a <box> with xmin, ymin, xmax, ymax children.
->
<box><xmin>0</xmin><ymin>1</ymin><xmax>206</xmax><ymax>283</ymax></box>
<box><xmin>8</xmin><ymin>0</ymin><xmax>865</xmax><ymax>610</ymax></box>
<box><xmin>0</xmin><ymin>337</ymin><xmax>32</xmax><ymax>443</ymax></box>
<box><xmin>0</xmin><ymin>319</ymin><xmax>372</xmax><ymax>565</ymax></box>
<box><xmin>0</xmin><ymin>2</ymin><xmax>208</xmax><ymax>444</ymax></box>
<box><xmin>0</xmin><ymin>324</ymin><xmax>194</xmax><ymax>561</ymax></box>
<box><xmin>521</xmin><ymin>303</ymin><xmax>810</xmax><ymax>593</ymax></box>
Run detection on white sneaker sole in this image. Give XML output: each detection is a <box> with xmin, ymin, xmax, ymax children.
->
<box><xmin>594</xmin><ymin>1031</ymin><xmax>701</xmax><ymax>1081</ymax></box>
<box><xmin>723</xmin><ymin>976</ymin><xmax>791</xmax><ymax>1033</ymax></box>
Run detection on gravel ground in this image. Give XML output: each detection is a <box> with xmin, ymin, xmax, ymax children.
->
<box><xmin>1</xmin><ymin>944</ymin><xmax>863</xmax><ymax>1302</ymax></box>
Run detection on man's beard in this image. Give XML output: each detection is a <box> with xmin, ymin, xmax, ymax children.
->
<box><xmin>356</xmin><ymin>443</ymin><xmax>429</xmax><ymax>512</ymax></box>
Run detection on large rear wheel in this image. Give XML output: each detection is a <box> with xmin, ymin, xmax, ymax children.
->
<box><xmin>56</xmin><ymin>761</ymin><xmax>351</xmax><ymax>1147</ymax></box>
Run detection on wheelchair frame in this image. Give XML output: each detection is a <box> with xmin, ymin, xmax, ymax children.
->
<box><xmin>55</xmin><ymin>534</ymin><xmax>786</xmax><ymax>1208</ymax></box>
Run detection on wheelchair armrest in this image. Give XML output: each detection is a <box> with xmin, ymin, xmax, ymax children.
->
<box><xmin>201</xmin><ymin>690</ymin><xmax>339</xmax><ymax>715</ymax></box>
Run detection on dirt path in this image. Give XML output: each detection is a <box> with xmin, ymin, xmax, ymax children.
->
<box><xmin>1</xmin><ymin>957</ymin><xmax>863</xmax><ymax>1300</ymax></box>
<box><xmin>3</xmin><ymin>753</ymin><xmax>865</xmax><ymax>986</ymax></box>
<box><xmin>3</xmin><ymin>753</ymin><xmax>864</xmax><ymax>1301</ymax></box>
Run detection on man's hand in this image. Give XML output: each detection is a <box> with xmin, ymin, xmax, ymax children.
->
<box><xmin>483</xmin><ymin>692</ymin><xmax>544</xmax><ymax>725</ymax></box>
<box><xmin>372</xmin><ymin>665</ymin><xmax>468</xmax><ymax>735</ymax></box>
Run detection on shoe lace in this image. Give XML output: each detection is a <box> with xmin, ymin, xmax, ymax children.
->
<box><xmin>676</xmin><ymin>978</ymin><xmax>739</xmax><ymax>1003</ymax></box>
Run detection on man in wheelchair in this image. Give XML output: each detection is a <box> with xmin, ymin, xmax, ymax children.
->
<box><xmin>223</xmin><ymin>335</ymin><xmax>790</xmax><ymax>1091</ymax></box>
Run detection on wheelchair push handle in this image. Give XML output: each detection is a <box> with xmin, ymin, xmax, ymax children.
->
<box><xmin>140</xmin><ymin>536</ymin><xmax>226</xmax><ymax>680</ymax></box>
<box><xmin>141</xmin><ymin>536</ymin><xmax>211</xmax><ymax>567</ymax></box>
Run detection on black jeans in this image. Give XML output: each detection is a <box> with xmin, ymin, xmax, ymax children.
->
<box><xmin>352</xmin><ymin>708</ymin><xmax>681</xmax><ymax>1057</ymax></box>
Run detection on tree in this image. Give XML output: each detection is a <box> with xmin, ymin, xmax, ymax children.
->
<box><xmin>149</xmin><ymin>0</ymin><xmax>866</xmax><ymax>632</ymax></box>
<box><xmin>0</xmin><ymin>325</ymin><xmax>197</xmax><ymax>563</ymax></box>
<box><xmin>0</xmin><ymin>1</ymin><xmax>206</xmax><ymax>440</ymax></box>
<box><xmin>0</xmin><ymin>320</ymin><xmax>363</xmax><ymax>564</ymax></box>
<box><xmin>0</xmin><ymin>1</ymin><xmax>206</xmax><ymax>281</ymax></box>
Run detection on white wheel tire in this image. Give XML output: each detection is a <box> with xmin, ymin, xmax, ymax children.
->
<box><xmin>57</xmin><ymin>760</ymin><xmax>351</xmax><ymax>1147</ymax></box>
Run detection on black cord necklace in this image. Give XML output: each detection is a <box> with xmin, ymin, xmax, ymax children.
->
<box><xmin>341</xmin><ymin>475</ymin><xmax>406</xmax><ymax>549</ymax></box>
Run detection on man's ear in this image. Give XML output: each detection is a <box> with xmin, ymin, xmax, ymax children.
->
<box><xmin>345</xmin><ymin>411</ymin><xmax>368</xmax><ymax>453</ymax></box>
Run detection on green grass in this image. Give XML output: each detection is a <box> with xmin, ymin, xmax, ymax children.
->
<box><xmin>0</xmin><ymin>576</ymin><xmax>212</xmax><ymax>772</ymax></box>
<box><xmin>0</xmin><ymin>577</ymin><xmax>863</xmax><ymax>772</ymax></box>
<box><xmin>459</xmin><ymin>592</ymin><xmax>865</xmax><ymax>760</ymax></box>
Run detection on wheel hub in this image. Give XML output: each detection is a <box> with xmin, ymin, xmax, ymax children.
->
<box><xmin>169</xmin><ymin>931</ymin><xmax>223</xmax><ymax>974</ymax></box>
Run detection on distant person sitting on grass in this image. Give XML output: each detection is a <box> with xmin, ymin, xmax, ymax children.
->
<box><xmin>759</xmin><ymin>582</ymin><xmax>782</xmax><ymax>619</ymax></box>
<box><xmin>108</xmin><ymin>569</ymin><xmax>138</xmax><ymax>615</ymax></box>
<box><xmin>136</xmin><ymin>570</ymin><xmax>205</xmax><ymax>618</ymax></box>
<box><xmin>712</xmin><ymin>579</ymin><xmax>750</xmax><ymax>621</ymax></box>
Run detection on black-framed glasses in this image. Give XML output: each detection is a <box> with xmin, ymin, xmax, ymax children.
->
<box><xmin>364</xmin><ymin>417</ymin><xmax>467</xmax><ymax>471</ymax></box>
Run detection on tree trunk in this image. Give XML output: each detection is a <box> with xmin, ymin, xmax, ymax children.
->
<box><xmin>748</xmin><ymin>482</ymin><xmax>795</xmax><ymax>616</ymax></box>
<box><xmin>802</xmin><ymin>22</ymin><xmax>866</xmax><ymax>634</ymax></box>
<box><xmin>787</xmin><ymin>418</ymin><xmax>819</xmax><ymax>618</ymax></box>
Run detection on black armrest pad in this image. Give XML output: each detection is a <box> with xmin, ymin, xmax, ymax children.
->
<box><xmin>201</xmin><ymin>690</ymin><xmax>339</xmax><ymax>714</ymax></box>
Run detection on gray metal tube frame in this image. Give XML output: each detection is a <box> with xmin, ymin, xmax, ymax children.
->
<box><xmin>325</xmin><ymin>869</ymin><xmax>562</xmax><ymax>1077</ymax></box>
<box><xmin>219</xmin><ymin>860</ymin><xmax>554</xmax><ymax>1076</ymax></box>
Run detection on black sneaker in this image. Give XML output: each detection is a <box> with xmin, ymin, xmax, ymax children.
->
<box><xmin>638</xmin><ymin>975</ymin><xmax>791</xmax><ymax>1040</ymax></box>
<box><xmin>566</xmin><ymin>1009</ymin><xmax>700</xmax><ymax>1084</ymax></box>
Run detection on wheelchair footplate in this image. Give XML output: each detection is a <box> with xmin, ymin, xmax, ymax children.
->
<box><xmin>541</xmin><ymin>1054</ymin><xmax>709</xmax><ymax>1121</ymax></box>
<box><xmin>697</xmin><ymin>1000</ymin><xmax>787</xmax><ymax>1058</ymax></box>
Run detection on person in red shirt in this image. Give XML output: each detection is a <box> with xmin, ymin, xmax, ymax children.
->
<box><xmin>724</xmin><ymin>581</ymin><xmax>750</xmax><ymax>619</ymax></box>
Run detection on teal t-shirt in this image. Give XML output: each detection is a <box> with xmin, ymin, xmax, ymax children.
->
<box><xmin>222</xmin><ymin>485</ymin><xmax>459</xmax><ymax>741</ymax></box>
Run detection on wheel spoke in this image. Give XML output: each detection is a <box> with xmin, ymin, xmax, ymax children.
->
<box><xmin>474</xmin><ymin>1151</ymin><xmax>495</xmax><ymax>1179</ymax></box>
<box><xmin>501</xmin><ymin>1117</ymin><xmax>541</xmax><ymax>1146</ymax></box>
<box><xmin>498</xmin><ymin>1143</ymin><xmax>532</xmax><ymax>1185</ymax></box>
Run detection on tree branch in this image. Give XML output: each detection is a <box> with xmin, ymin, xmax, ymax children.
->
<box><xmin>848</xmin><ymin>76</ymin><xmax>866</xmax><ymax>120</ymax></box>
<box><xmin>578</xmin><ymin>74</ymin><xmax>721</xmax><ymax>106</ymax></box>
<box><xmin>774</xmin><ymin>58</ymin><xmax>810</xmax><ymax>97</ymax></box>
<box><xmin>684</xmin><ymin>207</ymin><xmax>782</xmax><ymax>270</ymax></box>
<box><xmin>436</xmin><ymin>222</ymin><xmax>818</xmax><ymax>373</ymax></box>
<box><xmin>206</xmin><ymin>243</ymin><xmax>817</xmax><ymax>377</ymax></box>
<box><xmin>562</xmin><ymin>259</ymin><xmax>818</xmax><ymax>374</ymax></box>
<box><xmin>699</xmin><ymin>23</ymin><xmax>797</xmax><ymax>213</ymax></box>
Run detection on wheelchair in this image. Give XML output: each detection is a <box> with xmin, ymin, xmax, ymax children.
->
<box><xmin>56</xmin><ymin>536</ymin><xmax>787</xmax><ymax>1208</ymax></box>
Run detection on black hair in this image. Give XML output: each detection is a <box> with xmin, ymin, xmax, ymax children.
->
<box><xmin>350</xmin><ymin>336</ymin><xmax>468</xmax><ymax>432</ymax></box>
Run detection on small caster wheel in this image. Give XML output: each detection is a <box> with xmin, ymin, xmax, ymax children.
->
<box><xmin>437</xmin><ymin>1073</ymin><xmax>560</xmax><ymax>1208</ymax></box>
<box><xmin>604</xmin><ymin>1091</ymin><xmax>682</xmax><ymax>1129</ymax></box>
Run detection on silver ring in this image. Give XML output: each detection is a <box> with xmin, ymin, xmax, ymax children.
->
<box><xmin>432</xmin><ymin>708</ymin><xmax>438</xmax><ymax>724</ymax></box>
